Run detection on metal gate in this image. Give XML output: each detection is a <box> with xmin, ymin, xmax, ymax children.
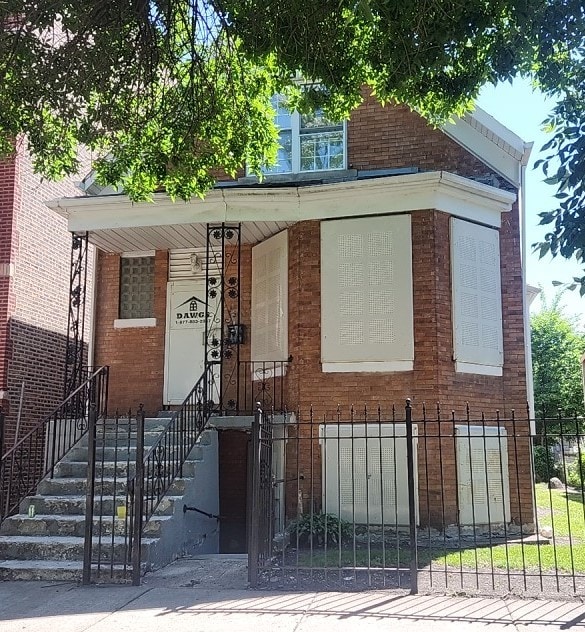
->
<box><xmin>248</xmin><ymin>406</ymin><xmax>274</xmax><ymax>586</ymax></box>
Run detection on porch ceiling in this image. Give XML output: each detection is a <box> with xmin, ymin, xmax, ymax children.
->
<box><xmin>87</xmin><ymin>221</ymin><xmax>295</xmax><ymax>253</ymax></box>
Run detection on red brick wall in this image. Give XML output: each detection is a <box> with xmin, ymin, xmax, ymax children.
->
<box><xmin>0</xmin><ymin>148</ymin><xmax>92</xmax><ymax>447</ymax></box>
<box><xmin>93</xmin><ymin>251</ymin><xmax>167</xmax><ymax>415</ymax></box>
<box><xmin>347</xmin><ymin>96</ymin><xmax>503</xmax><ymax>183</ymax></box>
<box><xmin>0</xmin><ymin>156</ymin><xmax>19</xmax><ymax>416</ymax></box>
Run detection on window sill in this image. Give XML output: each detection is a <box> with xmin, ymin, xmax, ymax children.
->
<box><xmin>113</xmin><ymin>318</ymin><xmax>157</xmax><ymax>329</ymax></box>
<box><xmin>455</xmin><ymin>361</ymin><xmax>503</xmax><ymax>376</ymax></box>
<box><xmin>239</xmin><ymin>169</ymin><xmax>356</xmax><ymax>186</ymax></box>
<box><xmin>322</xmin><ymin>361</ymin><xmax>413</xmax><ymax>373</ymax></box>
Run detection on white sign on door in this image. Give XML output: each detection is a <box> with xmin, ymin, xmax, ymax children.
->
<box><xmin>164</xmin><ymin>281</ymin><xmax>208</xmax><ymax>405</ymax></box>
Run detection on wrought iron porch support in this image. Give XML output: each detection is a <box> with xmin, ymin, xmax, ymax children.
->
<box><xmin>205</xmin><ymin>223</ymin><xmax>241</xmax><ymax>413</ymax></box>
<box><xmin>64</xmin><ymin>232</ymin><xmax>89</xmax><ymax>398</ymax></box>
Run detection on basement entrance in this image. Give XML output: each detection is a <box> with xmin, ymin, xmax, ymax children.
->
<box><xmin>218</xmin><ymin>429</ymin><xmax>250</xmax><ymax>553</ymax></box>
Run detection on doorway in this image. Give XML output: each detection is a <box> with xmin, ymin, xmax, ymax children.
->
<box><xmin>218</xmin><ymin>429</ymin><xmax>250</xmax><ymax>553</ymax></box>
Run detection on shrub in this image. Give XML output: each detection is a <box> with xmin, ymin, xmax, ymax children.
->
<box><xmin>533</xmin><ymin>445</ymin><xmax>563</xmax><ymax>483</ymax></box>
<box><xmin>287</xmin><ymin>512</ymin><xmax>353</xmax><ymax>547</ymax></box>
<box><xmin>566</xmin><ymin>451</ymin><xmax>585</xmax><ymax>489</ymax></box>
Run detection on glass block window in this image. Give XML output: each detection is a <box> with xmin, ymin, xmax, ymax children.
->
<box><xmin>119</xmin><ymin>256</ymin><xmax>155</xmax><ymax>319</ymax></box>
<box><xmin>263</xmin><ymin>94</ymin><xmax>345</xmax><ymax>174</ymax></box>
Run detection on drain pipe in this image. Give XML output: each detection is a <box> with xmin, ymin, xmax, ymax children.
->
<box><xmin>520</xmin><ymin>142</ymin><xmax>535</xmax><ymax>432</ymax></box>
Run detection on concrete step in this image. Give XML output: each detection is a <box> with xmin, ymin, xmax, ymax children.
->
<box><xmin>79</xmin><ymin>431</ymin><xmax>172</xmax><ymax>448</ymax></box>
<box><xmin>0</xmin><ymin>513</ymin><xmax>169</xmax><ymax>538</ymax></box>
<box><xmin>66</xmin><ymin>444</ymin><xmax>203</xmax><ymax>463</ymax></box>
<box><xmin>20</xmin><ymin>494</ymin><xmax>182</xmax><ymax>516</ymax></box>
<box><xmin>0</xmin><ymin>419</ymin><xmax>216</xmax><ymax>581</ymax></box>
<box><xmin>99</xmin><ymin>418</ymin><xmax>172</xmax><ymax>432</ymax></box>
<box><xmin>0</xmin><ymin>559</ymin><xmax>132</xmax><ymax>582</ymax></box>
<box><xmin>53</xmin><ymin>459</ymin><xmax>199</xmax><ymax>479</ymax></box>
<box><xmin>37</xmin><ymin>476</ymin><xmax>188</xmax><ymax>497</ymax></box>
<box><xmin>0</xmin><ymin>535</ymin><xmax>157</xmax><ymax>563</ymax></box>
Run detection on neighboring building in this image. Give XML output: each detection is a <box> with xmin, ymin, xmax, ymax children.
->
<box><xmin>0</xmin><ymin>147</ymin><xmax>91</xmax><ymax>451</ymax></box>
<box><xmin>47</xmin><ymin>97</ymin><xmax>534</xmax><ymax>541</ymax></box>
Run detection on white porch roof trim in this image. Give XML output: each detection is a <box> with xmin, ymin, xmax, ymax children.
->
<box><xmin>443</xmin><ymin>107</ymin><xmax>532</xmax><ymax>187</ymax></box>
<box><xmin>47</xmin><ymin>171</ymin><xmax>517</xmax><ymax>253</ymax></box>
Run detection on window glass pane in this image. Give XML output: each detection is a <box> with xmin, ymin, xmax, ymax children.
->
<box><xmin>119</xmin><ymin>256</ymin><xmax>154</xmax><ymax>319</ymax></box>
<box><xmin>271</xmin><ymin>94</ymin><xmax>292</xmax><ymax>129</ymax></box>
<box><xmin>264</xmin><ymin>130</ymin><xmax>292</xmax><ymax>174</ymax></box>
<box><xmin>300</xmin><ymin>131</ymin><xmax>344</xmax><ymax>172</ymax></box>
<box><xmin>300</xmin><ymin>109</ymin><xmax>342</xmax><ymax>130</ymax></box>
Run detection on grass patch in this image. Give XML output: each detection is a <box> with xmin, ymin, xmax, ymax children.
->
<box><xmin>442</xmin><ymin>543</ymin><xmax>585</xmax><ymax>572</ymax></box>
<box><xmin>293</xmin><ymin>485</ymin><xmax>585</xmax><ymax>573</ymax></box>
<box><xmin>534</xmin><ymin>483</ymin><xmax>585</xmax><ymax>538</ymax></box>
<box><xmin>295</xmin><ymin>543</ymin><xmax>585</xmax><ymax>573</ymax></box>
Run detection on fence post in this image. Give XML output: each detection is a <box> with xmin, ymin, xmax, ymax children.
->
<box><xmin>405</xmin><ymin>398</ymin><xmax>418</xmax><ymax>595</ymax></box>
<box><xmin>248</xmin><ymin>404</ymin><xmax>262</xmax><ymax>587</ymax></box>
<box><xmin>82</xmin><ymin>403</ymin><xmax>97</xmax><ymax>585</ymax></box>
<box><xmin>132</xmin><ymin>404</ymin><xmax>145</xmax><ymax>586</ymax></box>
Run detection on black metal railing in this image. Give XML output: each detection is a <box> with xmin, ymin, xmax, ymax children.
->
<box><xmin>0</xmin><ymin>366</ymin><xmax>109</xmax><ymax>523</ymax></box>
<box><xmin>224</xmin><ymin>360</ymin><xmax>290</xmax><ymax>415</ymax></box>
<box><xmin>126</xmin><ymin>362</ymin><xmax>217</xmax><ymax>584</ymax></box>
<box><xmin>248</xmin><ymin>401</ymin><xmax>585</xmax><ymax>597</ymax></box>
<box><xmin>0</xmin><ymin>407</ymin><xmax>4</xmax><ymax>459</ymax></box>
<box><xmin>0</xmin><ymin>407</ymin><xmax>4</xmax><ymax>516</ymax></box>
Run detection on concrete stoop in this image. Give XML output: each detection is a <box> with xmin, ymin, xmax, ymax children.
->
<box><xmin>0</xmin><ymin>418</ymin><xmax>219</xmax><ymax>582</ymax></box>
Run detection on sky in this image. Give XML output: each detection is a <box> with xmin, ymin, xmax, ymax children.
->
<box><xmin>476</xmin><ymin>79</ymin><xmax>585</xmax><ymax>328</ymax></box>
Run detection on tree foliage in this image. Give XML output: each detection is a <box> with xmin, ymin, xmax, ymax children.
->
<box><xmin>531</xmin><ymin>294</ymin><xmax>585</xmax><ymax>420</ymax></box>
<box><xmin>1</xmin><ymin>1</ymin><xmax>585</xmax><ymax>202</ymax></box>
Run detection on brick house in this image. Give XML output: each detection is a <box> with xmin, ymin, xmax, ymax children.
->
<box><xmin>0</xmin><ymin>147</ymin><xmax>92</xmax><ymax>453</ymax></box>
<box><xmin>47</xmin><ymin>97</ymin><xmax>534</xmax><ymax>545</ymax></box>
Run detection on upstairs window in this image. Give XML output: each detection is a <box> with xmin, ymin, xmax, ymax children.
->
<box><xmin>119</xmin><ymin>255</ymin><xmax>155</xmax><ymax>319</ymax></box>
<box><xmin>264</xmin><ymin>95</ymin><xmax>346</xmax><ymax>174</ymax></box>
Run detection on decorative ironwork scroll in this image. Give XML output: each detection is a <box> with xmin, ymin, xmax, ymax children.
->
<box><xmin>64</xmin><ymin>232</ymin><xmax>88</xmax><ymax>398</ymax></box>
<box><xmin>205</xmin><ymin>224</ymin><xmax>241</xmax><ymax>413</ymax></box>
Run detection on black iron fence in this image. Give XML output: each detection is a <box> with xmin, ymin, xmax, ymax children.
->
<box><xmin>248</xmin><ymin>402</ymin><xmax>585</xmax><ymax>597</ymax></box>
<box><xmin>0</xmin><ymin>366</ymin><xmax>109</xmax><ymax>523</ymax></box>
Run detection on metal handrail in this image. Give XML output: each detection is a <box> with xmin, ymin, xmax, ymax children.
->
<box><xmin>129</xmin><ymin>361</ymin><xmax>216</xmax><ymax>524</ymax></box>
<box><xmin>0</xmin><ymin>366</ymin><xmax>109</xmax><ymax>522</ymax></box>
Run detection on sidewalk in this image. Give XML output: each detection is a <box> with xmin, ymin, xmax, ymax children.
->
<box><xmin>1</xmin><ymin>558</ymin><xmax>584</xmax><ymax>632</ymax></box>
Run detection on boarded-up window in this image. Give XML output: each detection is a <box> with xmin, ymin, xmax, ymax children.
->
<box><xmin>456</xmin><ymin>425</ymin><xmax>510</xmax><ymax>525</ymax></box>
<box><xmin>451</xmin><ymin>218</ymin><xmax>503</xmax><ymax>370</ymax></box>
<box><xmin>251</xmin><ymin>230</ymin><xmax>288</xmax><ymax>361</ymax></box>
<box><xmin>119</xmin><ymin>255</ymin><xmax>154</xmax><ymax>319</ymax></box>
<box><xmin>321</xmin><ymin>215</ymin><xmax>414</xmax><ymax>370</ymax></box>
<box><xmin>320</xmin><ymin>423</ymin><xmax>418</xmax><ymax>525</ymax></box>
